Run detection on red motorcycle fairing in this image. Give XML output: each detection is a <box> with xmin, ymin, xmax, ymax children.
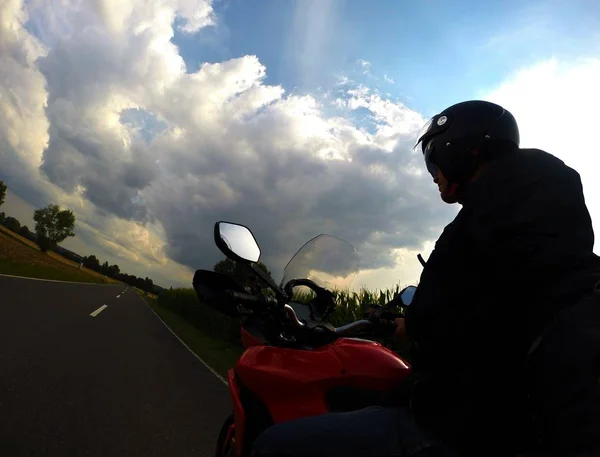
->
<box><xmin>240</xmin><ymin>326</ymin><xmax>264</xmax><ymax>348</ymax></box>
<box><xmin>234</xmin><ymin>337</ymin><xmax>411</xmax><ymax>425</ymax></box>
<box><xmin>331</xmin><ymin>338</ymin><xmax>411</xmax><ymax>391</ymax></box>
<box><xmin>228</xmin><ymin>370</ymin><xmax>246</xmax><ymax>457</ymax></box>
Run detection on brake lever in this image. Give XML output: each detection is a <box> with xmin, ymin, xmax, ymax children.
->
<box><xmin>380</xmin><ymin>310</ymin><xmax>402</xmax><ymax>320</ymax></box>
<box><xmin>371</xmin><ymin>304</ymin><xmax>400</xmax><ymax>320</ymax></box>
<box><xmin>368</xmin><ymin>309</ymin><xmax>399</xmax><ymax>336</ymax></box>
<box><xmin>312</xmin><ymin>322</ymin><xmax>337</xmax><ymax>334</ymax></box>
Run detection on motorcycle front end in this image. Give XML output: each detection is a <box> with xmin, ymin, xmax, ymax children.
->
<box><xmin>194</xmin><ymin>221</ymin><xmax>416</xmax><ymax>457</ymax></box>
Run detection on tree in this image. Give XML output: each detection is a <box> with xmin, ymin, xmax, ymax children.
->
<box><xmin>84</xmin><ymin>255</ymin><xmax>101</xmax><ymax>270</ymax></box>
<box><xmin>255</xmin><ymin>261</ymin><xmax>273</xmax><ymax>280</ymax></box>
<box><xmin>3</xmin><ymin>216</ymin><xmax>21</xmax><ymax>233</ymax></box>
<box><xmin>0</xmin><ymin>212</ymin><xmax>5</xmax><ymax>223</ymax></box>
<box><xmin>107</xmin><ymin>264</ymin><xmax>120</xmax><ymax>278</ymax></box>
<box><xmin>0</xmin><ymin>180</ymin><xmax>6</xmax><ymax>207</ymax></box>
<box><xmin>214</xmin><ymin>257</ymin><xmax>239</xmax><ymax>278</ymax></box>
<box><xmin>144</xmin><ymin>277</ymin><xmax>154</xmax><ymax>293</ymax></box>
<box><xmin>19</xmin><ymin>225</ymin><xmax>30</xmax><ymax>237</ymax></box>
<box><xmin>33</xmin><ymin>204</ymin><xmax>76</xmax><ymax>252</ymax></box>
<box><xmin>213</xmin><ymin>258</ymin><xmax>274</xmax><ymax>284</ymax></box>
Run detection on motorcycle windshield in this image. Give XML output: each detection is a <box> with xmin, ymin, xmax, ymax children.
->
<box><xmin>281</xmin><ymin>234</ymin><xmax>360</xmax><ymax>292</ymax></box>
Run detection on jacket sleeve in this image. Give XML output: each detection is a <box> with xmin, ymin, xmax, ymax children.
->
<box><xmin>405</xmin><ymin>151</ymin><xmax>596</xmax><ymax>358</ymax></box>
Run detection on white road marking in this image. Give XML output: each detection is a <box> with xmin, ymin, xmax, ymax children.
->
<box><xmin>116</xmin><ymin>295</ymin><xmax>121</xmax><ymax>298</ymax></box>
<box><xmin>90</xmin><ymin>305</ymin><xmax>108</xmax><ymax>317</ymax></box>
<box><xmin>0</xmin><ymin>273</ymin><xmax>112</xmax><ymax>285</ymax></box>
<box><xmin>138</xmin><ymin>294</ymin><xmax>228</xmax><ymax>386</ymax></box>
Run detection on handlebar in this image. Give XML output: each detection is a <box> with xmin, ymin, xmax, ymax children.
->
<box><xmin>282</xmin><ymin>308</ymin><xmax>395</xmax><ymax>336</ymax></box>
<box><xmin>227</xmin><ymin>290</ymin><xmax>394</xmax><ymax>337</ymax></box>
<box><xmin>228</xmin><ymin>292</ymin><xmax>306</xmax><ymax>330</ymax></box>
<box><xmin>334</xmin><ymin>317</ymin><xmax>397</xmax><ymax>336</ymax></box>
<box><xmin>227</xmin><ymin>291</ymin><xmax>278</xmax><ymax>308</ymax></box>
<box><xmin>283</xmin><ymin>304</ymin><xmax>306</xmax><ymax>328</ymax></box>
<box><xmin>284</xmin><ymin>278</ymin><xmax>333</xmax><ymax>301</ymax></box>
<box><xmin>334</xmin><ymin>319</ymin><xmax>373</xmax><ymax>336</ymax></box>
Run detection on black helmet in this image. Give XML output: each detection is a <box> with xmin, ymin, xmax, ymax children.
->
<box><xmin>414</xmin><ymin>100</ymin><xmax>520</xmax><ymax>186</ymax></box>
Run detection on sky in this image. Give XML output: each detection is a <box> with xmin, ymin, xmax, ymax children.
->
<box><xmin>1</xmin><ymin>0</ymin><xmax>599</xmax><ymax>290</ymax></box>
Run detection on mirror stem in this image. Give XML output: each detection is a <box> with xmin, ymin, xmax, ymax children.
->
<box><xmin>251</xmin><ymin>263</ymin><xmax>288</xmax><ymax>304</ymax></box>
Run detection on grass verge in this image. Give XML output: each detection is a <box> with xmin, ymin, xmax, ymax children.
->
<box><xmin>0</xmin><ymin>231</ymin><xmax>110</xmax><ymax>284</ymax></box>
<box><xmin>0</xmin><ymin>225</ymin><xmax>40</xmax><ymax>249</ymax></box>
<box><xmin>0</xmin><ymin>226</ymin><xmax>120</xmax><ymax>284</ymax></box>
<box><xmin>143</xmin><ymin>295</ymin><xmax>242</xmax><ymax>379</ymax></box>
<box><xmin>0</xmin><ymin>258</ymin><xmax>108</xmax><ymax>283</ymax></box>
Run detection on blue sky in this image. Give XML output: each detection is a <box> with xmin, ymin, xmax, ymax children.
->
<box><xmin>173</xmin><ymin>0</ymin><xmax>600</xmax><ymax>116</ymax></box>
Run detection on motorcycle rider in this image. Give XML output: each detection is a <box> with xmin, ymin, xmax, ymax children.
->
<box><xmin>251</xmin><ymin>101</ymin><xmax>600</xmax><ymax>457</ymax></box>
<box><xmin>401</xmin><ymin>100</ymin><xmax>600</xmax><ymax>456</ymax></box>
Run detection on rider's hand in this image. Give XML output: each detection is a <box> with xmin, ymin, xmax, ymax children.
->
<box><xmin>393</xmin><ymin>318</ymin><xmax>406</xmax><ymax>343</ymax></box>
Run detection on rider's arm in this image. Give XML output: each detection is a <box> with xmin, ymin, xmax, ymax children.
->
<box><xmin>393</xmin><ymin>317</ymin><xmax>406</xmax><ymax>343</ymax></box>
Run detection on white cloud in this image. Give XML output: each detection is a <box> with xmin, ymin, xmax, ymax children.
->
<box><xmin>0</xmin><ymin>0</ymin><xmax>49</xmax><ymax>170</ymax></box>
<box><xmin>357</xmin><ymin>59</ymin><xmax>371</xmax><ymax>71</ymax></box>
<box><xmin>0</xmin><ymin>0</ymin><xmax>455</xmax><ymax>290</ymax></box>
<box><xmin>335</xmin><ymin>74</ymin><xmax>352</xmax><ymax>86</ymax></box>
<box><xmin>4</xmin><ymin>3</ymin><xmax>596</xmax><ymax>294</ymax></box>
<box><xmin>338</xmin><ymin>57</ymin><xmax>600</xmax><ymax>289</ymax></box>
<box><xmin>346</xmin><ymin>86</ymin><xmax>424</xmax><ymax>151</ymax></box>
<box><xmin>384</xmin><ymin>74</ymin><xmax>395</xmax><ymax>84</ymax></box>
<box><xmin>484</xmin><ymin>57</ymin><xmax>600</xmax><ymax>252</ymax></box>
<box><xmin>356</xmin><ymin>58</ymin><xmax>378</xmax><ymax>80</ymax></box>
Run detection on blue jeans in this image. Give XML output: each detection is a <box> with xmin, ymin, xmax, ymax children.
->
<box><xmin>251</xmin><ymin>406</ymin><xmax>458</xmax><ymax>457</ymax></box>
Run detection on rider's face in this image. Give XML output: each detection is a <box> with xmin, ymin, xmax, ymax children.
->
<box><xmin>434</xmin><ymin>168</ymin><xmax>459</xmax><ymax>204</ymax></box>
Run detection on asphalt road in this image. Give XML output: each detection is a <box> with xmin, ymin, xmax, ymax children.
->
<box><xmin>0</xmin><ymin>275</ymin><xmax>231</xmax><ymax>456</ymax></box>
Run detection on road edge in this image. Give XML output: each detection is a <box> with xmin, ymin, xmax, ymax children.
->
<box><xmin>0</xmin><ymin>273</ymin><xmax>113</xmax><ymax>285</ymax></box>
<box><xmin>135</xmin><ymin>292</ymin><xmax>229</xmax><ymax>386</ymax></box>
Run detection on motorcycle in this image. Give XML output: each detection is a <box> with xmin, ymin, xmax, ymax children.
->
<box><xmin>193</xmin><ymin>221</ymin><xmax>417</xmax><ymax>457</ymax></box>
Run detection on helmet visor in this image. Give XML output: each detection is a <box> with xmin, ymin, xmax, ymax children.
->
<box><xmin>414</xmin><ymin>114</ymin><xmax>451</xmax><ymax>178</ymax></box>
<box><xmin>423</xmin><ymin>139</ymin><xmax>438</xmax><ymax>178</ymax></box>
<box><xmin>412</xmin><ymin>118</ymin><xmax>434</xmax><ymax>153</ymax></box>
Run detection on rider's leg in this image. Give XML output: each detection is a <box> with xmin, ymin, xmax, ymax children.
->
<box><xmin>251</xmin><ymin>406</ymin><xmax>457</xmax><ymax>457</ymax></box>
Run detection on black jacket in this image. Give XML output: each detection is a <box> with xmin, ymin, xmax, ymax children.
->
<box><xmin>405</xmin><ymin>148</ymin><xmax>600</xmax><ymax>455</ymax></box>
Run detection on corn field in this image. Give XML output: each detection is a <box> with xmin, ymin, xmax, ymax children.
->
<box><xmin>157</xmin><ymin>284</ymin><xmax>409</xmax><ymax>345</ymax></box>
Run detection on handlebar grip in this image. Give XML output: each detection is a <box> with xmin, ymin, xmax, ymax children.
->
<box><xmin>228</xmin><ymin>291</ymin><xmax>278</xmax><ymax>308</ymax></box>
<box><xmin>368</xmin><ymin>316</ymin><xmax>398</xmax><ymax>336</ymax></box>
<box><xmin>229</xmin><ymin>291</ymin><xmax>260</xmax><ymax>304</ymax></box>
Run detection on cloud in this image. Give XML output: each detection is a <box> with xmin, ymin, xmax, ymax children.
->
<box><xmin>356</xmin><ymin>59</ymin><xmax>380</xmax><ymax>81</ymax></box>
<box><xmin>0</xmin><ymin>0</ymin><xmax>456</xmax><ymax>290</ymax></box>
<box><xmin>384</xmin><ymin>74</ymin><xmax>395</xmax><ymax>84</ymax></box>
<box><xmin>335</xmin><ymin>74</ymin><xmax>353</xmax><ymax>87</ymax></box>
<box><xmin>7</xmin><ymin>0</ymin><xmax>596</xmax><ymax>296</ymax></box>
<box><xmin>357</xmin><ymin>59</ymin><xmax>371</xmax><ymax>73</ymax></box>
<box><xmin>484</xmin><ymin>57</ymin><xmax>600</xmax><ymax>252</ymax></box>
<box><xmin>0</xmin><ymin>0</ymin><xmax>49</xmax><ymax>195</ymax></box>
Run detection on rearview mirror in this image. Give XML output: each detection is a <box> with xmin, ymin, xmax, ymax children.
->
<box><xmin>215</xmin><ymin>221</ymin><xmax>261</xmax><ymax>263</ymax></box>
<box><xmin>399</xmin><ymin>285</ymin><xmax>417</xmax><ymax>307</ymax></box>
